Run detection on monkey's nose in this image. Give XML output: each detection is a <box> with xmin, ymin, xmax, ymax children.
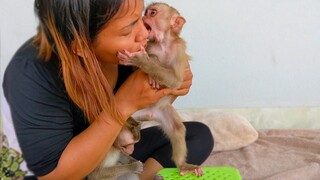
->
<box><xmin>127</xmin><ymin>145</ymin><xmax>134</xmax><ymax>155</ymax></box>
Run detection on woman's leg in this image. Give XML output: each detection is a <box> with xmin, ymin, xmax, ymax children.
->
<box><xmin>132</xmin><ymin>121</ymin><xmax>214</xmax><ymax>178</ymax></box>
<box><xmin>139</xmin><ymin>157</ymin><xmax>163</xmax><ymax>180</ymax></box>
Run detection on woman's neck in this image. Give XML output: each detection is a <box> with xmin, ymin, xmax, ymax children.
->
<box><xmin>100</xmin><ymin>62</ymin><xmax>119</xmax><ymax>90</ymax></box>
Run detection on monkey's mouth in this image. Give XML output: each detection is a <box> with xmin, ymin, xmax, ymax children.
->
<box><xmin>144</xmin><ymin>23</ymin><xmax>156</xmax><ymax>41</ymax></box>
<box><xmin>144</xmin><ymin>23</ymin><xmax>152</xmax><ymax>33</ymax></box>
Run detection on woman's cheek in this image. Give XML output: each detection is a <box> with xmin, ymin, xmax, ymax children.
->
<box><xmin>127</xmin><ymin>44</ymin><xmax>143</xmax><ymax>53</ymax></box>
<box><xmin>118</xmin><ymin>36</ymin><xmax>142</xmax><ymax>52</ymax></box>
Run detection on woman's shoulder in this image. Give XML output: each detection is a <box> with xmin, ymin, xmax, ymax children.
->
<box><xmin>5</xmin><ymin>38</ymin><xmax>58</xmax><ymax>76</ymax></box>
<box><xmin>4</xmin><ymin>37</ymin><xmax>62</xmax><ymax>87</ymax></box>
<box><xmin>3</xmin><ymin>37</ymin><xmax>66</xmax><ymax>105</ymax></box>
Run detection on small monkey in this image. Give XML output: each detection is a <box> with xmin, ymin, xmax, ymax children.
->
<box><xmin>117</xmin><ymin>2</ymin><xmax>203</xmax><ymax>177</ymax></box>
<box><xmin>88</xmin><ymin>117</ymin><xmax>143</xmax><ymax>180</ymax></box>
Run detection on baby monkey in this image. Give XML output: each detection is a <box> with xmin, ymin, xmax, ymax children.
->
<box><xmin>118</xmin><ymin>2</ymin><xmax>203</xmax><ymax>177</ymax></box>
<box><xmin>88</xmin><ymin>117</ymin><xmax>143</xmax><ymax>180</ymax></box>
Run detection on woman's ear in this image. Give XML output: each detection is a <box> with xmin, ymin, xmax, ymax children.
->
<box><xmin>71</xmin><ymin>41</ymin><xmax>88</xmax><ymax>58</ymax></box>
<box><xmin>171</xmin><ymin>15</ymin><xmax>186</xmax><ymax>34</ymax></box>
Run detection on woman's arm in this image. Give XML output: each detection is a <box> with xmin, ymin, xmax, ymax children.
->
<box><xmin>39</xmin><ymin>70</ymin><xmax>172</xmax><ymax>180</ymax></box>
<box><xmin>115</xmin><ymin>69</ymin><xmax>173</xmax><ymax>118</ymax></box>
<box><xmin>39</xmin><ymin>111</ymin><xmax>122</xmax><ymax>180</ymax></box>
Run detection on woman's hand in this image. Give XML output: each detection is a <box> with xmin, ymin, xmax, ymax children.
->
<box><xmin>115</xmin><ymin>69</ymin><xmax>172</xmax><ymax>119</ymax></box>
<box><xmin>171</xmin><ymin>63</ymin><xmax>193</xmax><ymax>96</ymax></box>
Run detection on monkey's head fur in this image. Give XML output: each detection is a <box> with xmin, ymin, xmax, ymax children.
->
<box><xmin>113</xmin><ymin>117</ymin><xmax>141</xmax><ymax>155</ymax></box>
<box><xmin>143</xmin><ymin>2</ymin><xmax>186</xmax><ymax>42</ymax></box>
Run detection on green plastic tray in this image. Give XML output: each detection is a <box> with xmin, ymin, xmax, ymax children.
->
<box><xmin>157</xmin><ymin>166</ymin><xmax>242</xmax><ymax>180</ymax></box>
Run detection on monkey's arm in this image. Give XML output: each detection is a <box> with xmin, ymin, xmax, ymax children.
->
<box><xmin>118</xmin><ymin>50</ymin><xmax>185</xmax><ymax>89</ymax></box>
<box><xmin>88</xmin><ymin>158</ymin><xmax>143</xmax><ymax>180</ymax></box>
<box><xmin>95</xmin><ymin>160</ymin><xmax>143</xmax><ymax>178</ymax></box>
<box><xmin>118</xmin><ymin>153</ymin><xmax>139</xmax><ymax>164</ymax></box>
<box><xmin>108</xmin><ymin>161</ymin><xmax>143</xmax><ymax>175</ymax></box>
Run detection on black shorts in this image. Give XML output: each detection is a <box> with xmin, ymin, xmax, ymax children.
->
<box><xmin>131</xmin><ymin>121</ymin><xmax>214</xmax><ymax>167</ymax></box>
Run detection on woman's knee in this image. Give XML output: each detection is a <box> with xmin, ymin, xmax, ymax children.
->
<box><xmin>184</xmin><ymin>121</ymin><xmax>214</xmax><ymax>163</ymax></box>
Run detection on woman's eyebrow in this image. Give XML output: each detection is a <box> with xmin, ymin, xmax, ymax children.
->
<box><xmin>120</xmin><ymin>18</ymin><xmax>139</xmax><ymax>30</ymax></box>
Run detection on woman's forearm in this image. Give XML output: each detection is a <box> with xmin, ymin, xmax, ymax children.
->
<box><xmin>38</xmin><ymin>112</ymin><xmax>123</xmax><ymax>180</ymax></box>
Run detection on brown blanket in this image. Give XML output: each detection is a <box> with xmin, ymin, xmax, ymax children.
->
<box><xmin>202</xmin><ymin>129</ymin><xmax>320</xmax><ymax>180</ymax></box>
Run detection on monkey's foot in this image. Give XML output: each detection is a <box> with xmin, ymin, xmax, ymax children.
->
<box><xmin>179</xmin><ymin>164</ymin><xmax>203</xmax><ymax>177</ymax></box>
<box><xmin>153</xmin><ymin>174</ymin><xmax>164</xmax><ymax>180</ymax></box>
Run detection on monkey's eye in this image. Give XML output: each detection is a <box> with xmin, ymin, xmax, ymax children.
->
<box><xmin>120</xmin><ymin>143</ymin><xmax>135</xmax><ymax>149</ymax></box>
<box><xmin>149</xmin><ymin>9</ymin><xmax>157</xmax><ymax>17</ymax></box>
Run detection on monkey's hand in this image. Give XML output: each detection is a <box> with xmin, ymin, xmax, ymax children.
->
<box><xmin>117</xmin><ymin>47</ymin><xmax>147</xmax><ymax>66</ymax></box>
<box><xmin>149</xmin><ymin>76</ymin><xmax>161</xmax><ymax>89</ymax></box>
<box><xmin>179</xmin><ymin>163</ymin><xmax>204</xmax><ymax>177</ymax></box>
<box><xmin>118</xmin><ymin>154</ymin><xmax>144</xmax><ymax>174</ymax></box>
<box><xmin>130</xmin><ymin>160</ymin><xmax>144</xmax><ymax>174</ymax></box>
<box><xmin>117</xmin><ymin>50</ymin><xmax>135</xmax><ymax>66</ymax></box>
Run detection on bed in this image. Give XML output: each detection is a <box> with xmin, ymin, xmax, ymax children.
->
<box><xmin>142</xmin><ymin>110</ymin><xmax>320</xmax><ymax>179</ymax></box>
<box><xmin>203</xmin><ymin>128</ymin><xmax>320</xmax><ymax>180</ymax></box>
<box><xmin>178</xmin><ymin>110</ymin><xmax>320</xmax><ymax>180</ymax></box>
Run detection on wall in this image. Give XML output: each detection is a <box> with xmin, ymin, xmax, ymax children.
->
<box><xmin>1</xmin><ymin>0</ymin><xmax>38</xmax><ymax>102</ymax></box>
<box><xmin>1</xmin><ymin>0</ymin><xmax>320</xmax><ymax>110</ymax></box>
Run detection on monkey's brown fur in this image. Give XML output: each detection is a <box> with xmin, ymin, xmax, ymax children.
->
<box><xmin>118</xmin><ymin>2</ymin><xmax>203</xmax><ymax>176</ymax></box>
<box><xmin>88</xmin><ymin>117</ymin><xmax>142</xmax><ymax>180</ymax></box>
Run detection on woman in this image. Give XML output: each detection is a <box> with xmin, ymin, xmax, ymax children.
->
<box><xmin>2</xmin><ymin>0</ymin><xmax>214</xmax><ymax>179</ymax></box>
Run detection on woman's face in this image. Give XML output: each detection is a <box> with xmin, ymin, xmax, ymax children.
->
<box><xmin>92</xmin><ymin>0</ymin><xmax>148</xmax><ymax>64</ymax></box>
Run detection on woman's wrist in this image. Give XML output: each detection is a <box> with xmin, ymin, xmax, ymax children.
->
<box><xmin>114</xmin><ymin>95</ymin><xmax>135</xmax><ymax>121</ymax></box>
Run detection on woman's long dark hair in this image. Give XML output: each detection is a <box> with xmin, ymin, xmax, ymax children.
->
<box><xmin>33</xmin><ymin>0</ymin><xmax>126</xmax><ymax>124</ymax></box>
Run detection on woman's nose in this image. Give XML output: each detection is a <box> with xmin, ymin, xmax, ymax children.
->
<box><xmin>135</xmin><ymin>19</ymin><xmax>149</xmax><ymax>42</ymax></box>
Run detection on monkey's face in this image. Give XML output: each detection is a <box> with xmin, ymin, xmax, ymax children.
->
<box><xmin>120</xmin><ymin>144</ymin><xmax>135</xmax><ymax>156</ymax></box>
<box><xmin>143</xmin><ymin>4</ymin><xmax>171</xmax><ymax>42</ymax></box>
<box><xmin>143</xmin><ymin>7</ymin><xmax>157</xmax><ymax>39</ymax></box>
<box><xmin>115</xmin><ymin>128</ymin><xmax>139</xmax><ymax>155</ymax></box>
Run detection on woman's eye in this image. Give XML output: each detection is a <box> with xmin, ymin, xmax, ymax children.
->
<box><xmin>121</xmin><ymin>33</ymin><xmax>131</xmax><ymax>36</ymax></box>
<box><xmin>120</xmin><ymin>30</ymin><xmax>132</xmax><ymax>37</ymax></box>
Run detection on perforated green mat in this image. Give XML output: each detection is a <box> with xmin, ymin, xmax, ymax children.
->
<box><xmin>157</xmin><ymin>166</ymin><xmax>242</xmax><ymax>180</ymax></box>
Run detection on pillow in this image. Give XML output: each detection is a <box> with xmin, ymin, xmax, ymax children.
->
<box><xmin>141</xmin><ymin>111</ymin><xmax>258</xmax><ymax>152</ymax></box>
<box><xmin>180</xmin><ymin>111</ymin><xmax>258</xmax><ymax>152</ymax></box>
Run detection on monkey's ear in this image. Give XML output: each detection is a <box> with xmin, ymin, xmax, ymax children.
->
<box><xmin>171</xmin><ymin>15</ymin><xmax>186</xmax><ymax>33</ymax></box>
